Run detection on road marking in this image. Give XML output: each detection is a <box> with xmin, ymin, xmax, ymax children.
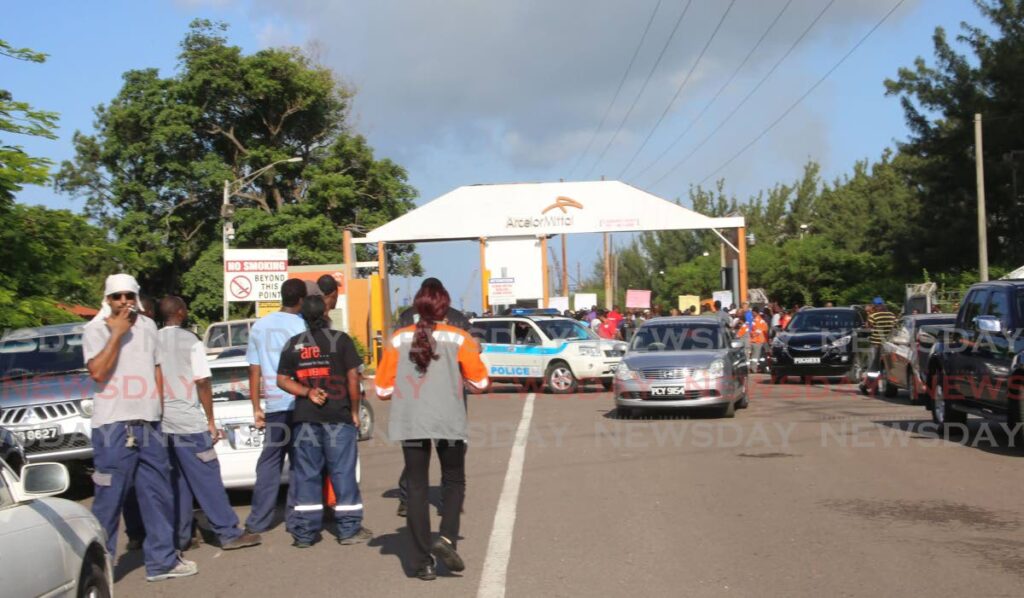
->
<box><xmin>477</xmin><ymin>393</ymin><xmax>535</xmax><ymax>598</ymax></box>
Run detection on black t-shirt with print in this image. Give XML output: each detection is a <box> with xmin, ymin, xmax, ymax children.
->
<box><xmin>278</xmin><ymin>328</ymin><xmax>362</xmax><ymax>424</ymax></box>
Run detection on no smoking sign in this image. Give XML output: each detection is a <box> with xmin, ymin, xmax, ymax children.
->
<box><xmin>224</xmin><ymin>248</ymin><xmax>288</xmax><ymax>303</ymax></box>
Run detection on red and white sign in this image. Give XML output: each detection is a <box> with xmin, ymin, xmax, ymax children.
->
<box><xmin>224</xmin><ymin>249</ymin><xmax>288</xmax><ymax>302</ymax></box>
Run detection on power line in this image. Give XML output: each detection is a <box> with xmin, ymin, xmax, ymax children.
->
<box><xmin>616</xmin><ymin>0</ymin><xmax>737</xmax><ymax>179</ymax></box>
<box><xmin>584</xmin><ymin>0</ymin><xmax>694</xmax><ymax>179</ymax></box>
<box><xmin>648</xmin><ymin>0</ymin><xmax>837</xmax><ymax>189</ymax></box>
<box><xmin>567</xmin><ymin>0</ymin><xmax>665</xmax><ymax>180</ymax></box>
<box><xmin>629</xmin><ymin>0</ymin><xmax>795</xmax><ymax>182</ymax></box>
<box><xmin>698</xmin><ymin>0</ymin><xmax>907</xmax><ymax>186</ymax></box>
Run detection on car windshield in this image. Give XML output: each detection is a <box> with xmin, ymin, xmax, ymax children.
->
<box><xmin>535</xmin><ymin>319</ymin><xmax>597</xmax><ymax>341</ymax></box>
<box><xmin>629</xmin><ymin>324</ymin><xmax>722</xmax><ymax>352</ymax></box>
<box><xmin>0</xmin><ymin>333</ymin><xmax>86</xmax><ymax>380</ymax></box>
<box><xmin>210</xmin><ymin>365</ymin><xmax>249</xmax><ymax>401</ymax></box>
<box><xmin>788</xmin><ymin>311</ymin><xmax>859</xmax><ymax>333</ymax></box>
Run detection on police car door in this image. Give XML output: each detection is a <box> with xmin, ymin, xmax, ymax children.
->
<box><xmin>507</xmin><ymin>320</ymin><xmax>545</xmax><ymax>380</ymax></box>
<box><xmin>471</xmin><ymin>320</ymin><xmax>515</xmax><ymax>380</ymax></box>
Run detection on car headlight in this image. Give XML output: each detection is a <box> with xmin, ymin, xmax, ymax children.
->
<box><xmin>79</xmin><ymin>398</ymin><xmax>94</xmax><ymax>418</ymax></box>
<box><xmin>615</xmin><ymin>363</ymin><xmax>638</xmax><ymax>381</ymax></box>
<box><xmin>578</xmin><ymin>345</ymin><xmax>602</xmax><ymax>357</ymax></box>
<box><xmin>708</xmin><ymin>359</ymin><xmax>725</xmax><ymax>377</ymax></box>
<box><xmin>828</xmin><ymin>335</ymin><xmax>853</xmax><ymax>349</ymax></box>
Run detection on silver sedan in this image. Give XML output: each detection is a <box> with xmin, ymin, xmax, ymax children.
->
<box><xmin>614</xmin><ymin>317</ymin><xmax>749</xmax><ymax>418</ymax></box>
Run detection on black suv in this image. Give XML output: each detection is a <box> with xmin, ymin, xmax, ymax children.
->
<box><xmin>927</xmin><ymin>280</ymin><xmax>1024</xmax><ymax>437</ymax></box>
<box><xmin>769</xmin><ymin>307</ymin><xmax>867</xmax><ymax>383</ymax></box>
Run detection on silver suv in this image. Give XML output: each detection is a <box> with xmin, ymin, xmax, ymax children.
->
<box><xmin>0</xmin><ymin>323</ymin><xmax>95</xmax><ymax>463</ymax></box>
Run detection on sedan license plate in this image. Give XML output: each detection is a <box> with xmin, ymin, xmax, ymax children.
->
<box><xmin>650</xmin><ymin>386</ymin><xmax>687</xmax><ymax>397</ymax></box>
<box><xmin>230</xmin><ymin>424</ymin><xmax>265</xmax><ymax>449</ymax></box>
<box><xmin>793</xmin><ymin>357</ymin><xmax>821</xmax><ymax>364</ymax></box>
<box><xmin>15</xmin><ymin>427</ymin><xmax>60</xmax><ymax>443</ymax></box>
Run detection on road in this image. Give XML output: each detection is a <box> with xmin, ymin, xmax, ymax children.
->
<box><xmin>88</xmin><ymin>376</ymin><xmax>1024</xmax><ymax>597</ymax></box>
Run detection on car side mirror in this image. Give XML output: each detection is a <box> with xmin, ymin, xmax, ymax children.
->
<box><xmin>730</xmin><ymin>340</ymin><xmax>744</xmax><ymax>350</ymax></box>
<box><xmin>976</xmin><ymin>316</ymin><xmax>1002</xmax><ymax>333</ymax></box>
<box><xmin>19</xmin><ymin>462</ymin><xmax>69</xmax><ymax>498</ymax></box>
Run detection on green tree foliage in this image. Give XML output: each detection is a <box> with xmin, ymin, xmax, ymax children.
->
<box><xmin>885</xmin><ymin>0</ymin><xmax>1024</xmax><ymax>270</ymax></box>
<box><xmin>0</xmin><ymin>39</ymin><xmax>59</xmax><ymax>206</ymax></box>
<box><xmin>0</xmin><ymin>205</ymin><xmax>132</xmax><ymax>328</ymax></box>
<box><xmin>56</xmin><ymin>20</ymin><xmax>420</xmax><ymax>321</ymax></box>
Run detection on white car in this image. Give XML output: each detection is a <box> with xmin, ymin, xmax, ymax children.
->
<box><xmin>469</xmin><ymin>316</ymin><xmax>627</xmax><ymax>393</ymax></box>
<box><xmin>0</xmin><ymin>428</ymin><xmax>113</xmax><ymax>598</ymax></box>
<box><xmin>208</xmin><ymin>350</ymin><xmax>374</xmax><ymax>489</ymax></box>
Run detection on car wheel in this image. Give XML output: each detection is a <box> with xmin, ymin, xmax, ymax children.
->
<box><xmin>881</xmin><ymin>368</ymin><xmax>898</xmax><ymax>398</ymax></box>
<box><xmin>545</xmin><ymin>362</ymin><xmax>578</xmax><ymax>394</ymax></box>
<box><xmin>931</xmin><ymin>373</ymin><xmax>966</xmax><ymax>432</ymax></box>
<box><xmin>601</xmin><ymin>378</ymin><xmax>614</xmax><ymax>391</ymax></box>
<box><xmin>908</xmin><ymin>368</ymin><xmax>921</xmax><ymax>404</ymax></box>
<box><xmin>358</xmin><ymin>400</ymin><xmax>374</xmax><ymax>441</ymax></box>
<box><xmin>737</xmin><ymin>378</ymin><xmax>750</xmax><ymax>409</ymax></box>
<box><xmin>771</xmin><ymin>373</ymin><xmax>784</xmax><ymax>385</ymax></box>
<box><xmin>78</xmin><ymin>559</ymin><xmax>111</xmax><ymax>598</ymax></box>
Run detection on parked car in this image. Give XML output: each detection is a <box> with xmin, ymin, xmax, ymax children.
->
<box><xmin>613</xmin><ymin>317</ymin><xmax>748</xmax><ymax>418</ymax></box>
<box><xmin>926</xmin><ymin>280</ymin><xmax>1024</xmax><ymax>438</ymax></box>
<box><xmin>0</xmin><ymin>430</ymin><xmax>113</xmax><ymax>597</ymax></box>
<box><xmin>469</xmin><ymin>315</ymin><xmax>627</xmax><ymax>393</ymax></box>
<box><xmin>208</xmin><ymin>349</ymin><xmax>374</xmax><ymax>489</ymax></box>
<box><xmin>203</xmin><ymin>318</ymin><xmax>256</xmax><ymax>356</ymax></box>
<box><xmin>0</xmin><ymin>323</ymin><xmax>95</xmax><ymax>464</ymax></box>
<box><xmin>876</xmin><ymin>313</ymin><xmax>956</xmax><ymax>401</ymax></box>
<box><xmin>768</xmin><ymin>308</ymin><xmax>867</xmax><ymax>383</ymax></box>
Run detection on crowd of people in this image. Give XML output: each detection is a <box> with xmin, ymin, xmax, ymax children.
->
<box><xmin>84</xmin><ymin>273</ymin><xmax>479</xmax><ymax>583</ymax></box>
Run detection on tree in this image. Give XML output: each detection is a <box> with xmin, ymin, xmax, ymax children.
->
<box><xmin>56</xmin><ymin>20</ymin><xmax>420</xmax><ymax>318</ymax></box>
<box><xmin>0</xmin><ymin>205</ymin><xmax>132</xmax><ymax>328</ymax></box>
<box><xmin>885</xmin><ymin>0</ymin><xmax>1024</xmax><ymax>270</ymax></box>
<box><xmin>0</xmin><ymin>39</ymin><xmax>59</xmax><ymax>206</ymax></box>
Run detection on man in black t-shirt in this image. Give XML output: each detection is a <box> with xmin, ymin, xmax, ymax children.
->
<box><xmin>277</xmin><ymin>296</ymin><xmax>372</xmax><ymax>548</ymax></box>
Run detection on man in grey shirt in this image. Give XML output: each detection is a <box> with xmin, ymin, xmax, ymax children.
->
<box><xmin>158</xmin><ymin>296</ymin><xmax>261</xmax><ymax>553</ymax></box>
<box><xmin>83</xmin><ymin>274</ymin><xmax>194</xmax><ymax>582</ymax></box>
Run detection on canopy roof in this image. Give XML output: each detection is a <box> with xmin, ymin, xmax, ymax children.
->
<box><xmin>363</xmin><ymin>180</ymin><xmax>744</xmax><ymax>243</ymax></box>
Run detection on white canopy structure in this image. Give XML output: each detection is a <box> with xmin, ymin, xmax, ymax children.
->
<box><xmin>364</xmin><ymin>180</ymin><xmax>744</xmax><ymax>243</ymax></box>
<box><xmin>344</xmin><ymin>180</ymin><xmax>748</xmax><ymax>338</ymax></box>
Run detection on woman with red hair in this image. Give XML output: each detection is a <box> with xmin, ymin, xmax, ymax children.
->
<box><xmin>375</xmin><ymin>279</ymin><xmax>489</xmax><ymax>580</ymax></box>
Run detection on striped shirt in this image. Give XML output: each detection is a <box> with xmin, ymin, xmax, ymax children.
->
<box><xmin>868</xmin><ymin>310</ymin><xmax>897</xmax><ymax>345</ymax></box>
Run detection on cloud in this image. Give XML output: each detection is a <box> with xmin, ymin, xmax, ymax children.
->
<box><xmin>231</xmin><ymin>0</ymin><xmax>917</xmax><ymax>184</ymax></box>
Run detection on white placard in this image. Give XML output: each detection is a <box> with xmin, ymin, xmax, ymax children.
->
<box><xmin>548</xmin><ymin>296</ymin><xmax>569</xmax><ymax>313</ymax></box>
<box><xmin>712</xmin><ymin>290</ymin><xmax>735</xmax><ymax>310</ymax></box>
<box><xmin>489</xmin><ymin>277</ymin><xmax>516</xmax><ymax>305</ymax></box>
<box><xmin>574</xmin><ymin>293</ymin><xmax>598</xmax><ymax>311</ymax></box>
<box><xmin>224</xmin><ymin>249</ymin><xmax>289</xmax><ymax>302</ymax></box>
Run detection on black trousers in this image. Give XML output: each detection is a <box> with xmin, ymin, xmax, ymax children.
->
<box><xmin>402</xmin><ymin>439</ymin><xmax>465</xmax><ymax>567</ymax></box>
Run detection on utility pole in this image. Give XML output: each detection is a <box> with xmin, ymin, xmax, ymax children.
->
<box><xmin>603</xmin><ymin>233</ymin><xmax>612</xmax><ymax>309</ymax></box>
<box><xmin>561</xmin><ymin>234</ymin><xmax>568</xmax><ymax>297</ymax></box>
<box><xmin>975</xmin><ymin>113</ymin><xmax>989</xmax><ymax>281</ymax></box>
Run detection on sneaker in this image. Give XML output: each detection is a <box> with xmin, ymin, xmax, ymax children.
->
<box><xmin>126</xmin><ymin>538</ymin><xmax>144</xmax><ymax>551</ymax></box>
<box><xmin>415</xmin><ymin>560</ymin><xmax>437</xmax><ymax>581</ymax></box>
<box><xmin>291</xmin><ymin>536</ymin><xmax>319</xmax><ymax>549</ymax></box>
<box><xmin>222</xmin><ymin>532</ymin><xmax>262</xmax><ymax>550</ymax></box>
<box><xmin>396</xmin><ymin>501</ymin><xmax>407</xmax><ymax>517</ymax></box>
<box><xmin>146</xmin><ymin>558</ymin><xmax>198</xmax><ymax>582</ymax></box>
<box><xmin>338</xmin><ymin>527</ymin><xmax>373</xmax><ymax>545</ymax></box>
<box><xmin>431</xmin><ymin>536</ymin><xmax>465</xmax><ymax>572</ymax></box>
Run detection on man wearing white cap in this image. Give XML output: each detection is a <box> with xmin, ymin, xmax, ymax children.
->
<box><xmin>83</xmin><ymin>274</ymin><xmax>197</xmax><ymax>582</ymax></box>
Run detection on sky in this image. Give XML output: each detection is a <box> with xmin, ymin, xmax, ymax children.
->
<box><xmin>5</xmin><ymin>0</ymin><xmax>984</xmax><ymax>312</ymax></box>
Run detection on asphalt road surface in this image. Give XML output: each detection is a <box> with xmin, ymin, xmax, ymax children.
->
<box><xmin>80</xmin><ymin>376</ymin><xmax>1024</xmax><ymax>597</ymax></box>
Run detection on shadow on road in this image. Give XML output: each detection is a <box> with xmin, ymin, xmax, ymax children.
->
<box><xmin>874</xmin><ymin>418</ymin><xmax>1024</xmax><ymax>458</ymax></box>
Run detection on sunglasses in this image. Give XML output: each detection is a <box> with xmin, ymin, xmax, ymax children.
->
<box><xmin>110</xmin><ymin>292</ymin><xmax>137</xmax><ymax>301</ymax></box>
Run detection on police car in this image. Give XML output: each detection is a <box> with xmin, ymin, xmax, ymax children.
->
<box><xmin>469</xmin><ymin>315</ymin><xmax>627</xmax><ymax>394</ymax></box>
